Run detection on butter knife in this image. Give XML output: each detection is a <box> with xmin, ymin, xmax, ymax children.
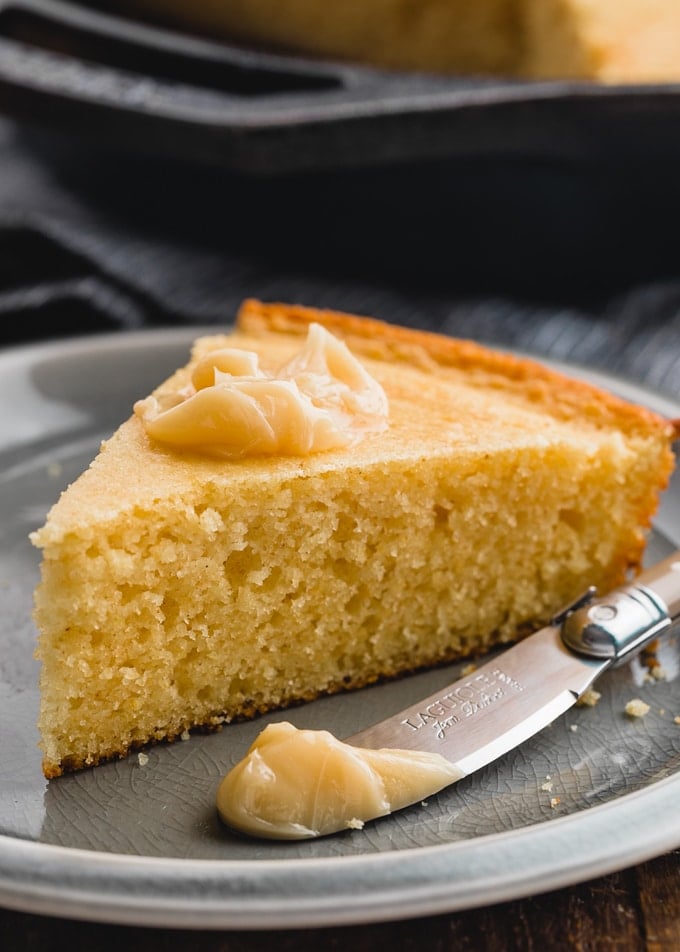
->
<box><xmin>349</xmin><ymin>551</ymin><xmax>680</xmax><ymax>777</ymax></box>
<box><xmin>217</xmin><ymin>551</ymin><xmax>680</xmax><ymax>839</ymax></box>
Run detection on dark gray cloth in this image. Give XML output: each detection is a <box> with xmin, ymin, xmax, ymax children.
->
<box><xmin>0</xmin><ymin>117</ymin><xmax>678</xmax><ymax>402</ymax></box>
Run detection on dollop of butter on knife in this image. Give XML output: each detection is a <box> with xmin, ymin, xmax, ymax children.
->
<box><xmin>216</xmin><ymin>721</ymin><xmax>463</xmax><ymax>840</ymax></box>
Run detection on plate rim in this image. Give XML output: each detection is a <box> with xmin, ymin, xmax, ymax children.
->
<box><xmin>2</xmin><ymin>771</ymin><xmax>680</xmax><ymax>929</ymax></box>
<box><xmin>1</xmin><ymin>327</ymin><xmax>679</xmax><ymax>929</ymax></box>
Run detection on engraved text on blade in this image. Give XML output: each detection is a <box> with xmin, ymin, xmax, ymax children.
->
<box><xmin>400</xmin><ymin>668</ymin><xmax>524</xmax><ymax>741</ymax></box>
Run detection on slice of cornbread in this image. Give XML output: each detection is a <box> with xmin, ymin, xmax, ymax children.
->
<box><xmin>32</xmin><ymin>300</ymin><xmax>677</xmax><ymax>778</ymax></box>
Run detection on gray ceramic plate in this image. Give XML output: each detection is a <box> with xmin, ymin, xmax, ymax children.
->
<box><xmin>0</xmin><ymin>329</ymin><xmax>679</xmax><ymax>929</ymax></box>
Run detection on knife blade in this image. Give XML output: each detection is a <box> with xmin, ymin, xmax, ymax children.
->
<box><xmin>348</xmin><ymin>550</ymin><xmax>680</xmax><ymax>779</ymax></box>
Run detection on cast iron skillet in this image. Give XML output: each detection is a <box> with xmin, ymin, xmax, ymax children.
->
<box><xmin>1</xmin><ymin>0</ymin><xmax>680</xmax><ymax>173</ymax></box>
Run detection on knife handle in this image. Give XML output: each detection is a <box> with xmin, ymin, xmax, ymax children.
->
<box><xmin>560</xmin><ymin>550</ymin><xmax>680</xmax><ymax>663</ymax></box>
<box><xmin>638</xmin><ymin>550</ymin><xmax>680</xmax><ymax>622</ymax></box>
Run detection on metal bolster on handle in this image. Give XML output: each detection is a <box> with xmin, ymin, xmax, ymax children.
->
<box><xmin>558</xmin><ymin>585</ymin><xmax>672</xmax><ymax>663</ymax></box>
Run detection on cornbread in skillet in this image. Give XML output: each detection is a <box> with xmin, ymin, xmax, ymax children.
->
<box><xmin>524</xmin><ymin>1</ymin><xmax>680</xmax><ymax>83</ymax></box>
<box><xmin>31</xmin><ymin>300</ymin><xmax>676</xmax><ymax>778</ymax></box>
<box><xmin>132</xmin><ymin>0</ymin><xmax>680</xmax><ymax>82</ymax></box>
<box><xmin>131</xmin><ymin>0</ymin><xmax>521</xmax><ymax>75</ymax></box>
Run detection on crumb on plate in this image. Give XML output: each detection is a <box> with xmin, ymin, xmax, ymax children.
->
<box><xmin>577</xmin><ymin>688</ymin><xmax>601</xmax><ymax>708</ymax></box>
<box><xmin>625</xmin><ymin>698</ymin><xmax>650</xmax><ymax>718</ymax></box>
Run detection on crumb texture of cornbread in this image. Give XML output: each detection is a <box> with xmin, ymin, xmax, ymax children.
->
<box><xmin>131</xmin><ymin>0</ymin><xmax>680</xmax><ymax>82</ymax></box>
<box><xmin>32</xmin><ymin>300</ymin><xmax>676</xmax><ymax>778</ymax></box>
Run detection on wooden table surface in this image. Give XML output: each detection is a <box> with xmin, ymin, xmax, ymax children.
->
<box><xmin>2</xmin><ymin>848</ymin><xmax>679</xmax><ymax>951</ymax></box>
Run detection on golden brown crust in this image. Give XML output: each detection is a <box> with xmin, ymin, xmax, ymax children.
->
<box><xmin>237</xmin><ymin>299</ymin><xmax>677</xmax><ymax>442</ymax></box>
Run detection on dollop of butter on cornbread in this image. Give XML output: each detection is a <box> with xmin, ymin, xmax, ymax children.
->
<box><xmin>134</xmin><ymin>323</ymin><xmax>388</xmax><ymax>456</ymax></box>
<box><xmin>216</xmin><ymin>721</ymin><xmax>462</xmax><ymax>840</ymax></box>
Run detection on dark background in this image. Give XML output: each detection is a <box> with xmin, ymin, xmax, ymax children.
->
<box><xmin>0</xmin><ymin>117</ymin><xmax>678</xmax><ymax>405</ymax></box>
